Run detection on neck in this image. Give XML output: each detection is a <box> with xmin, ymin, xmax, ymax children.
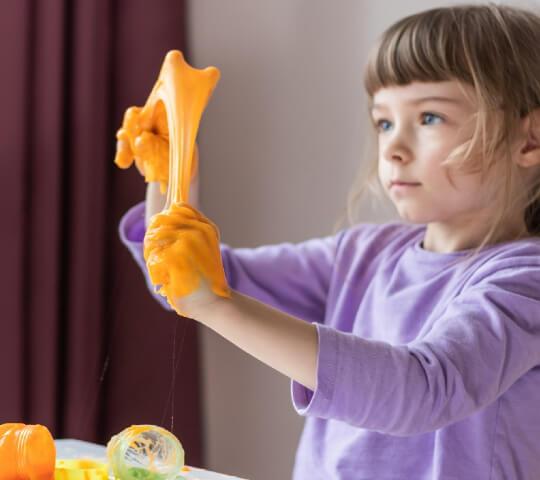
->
<box><xmin>422</xmin><ymin>214</ymin><xmax>528</xmax><ymax>253</ymax></box>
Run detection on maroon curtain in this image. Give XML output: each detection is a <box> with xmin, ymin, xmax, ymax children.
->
<box><xmin>0</xmin><ymin>0</ymin><xmax>202</xmax><ymax>466</ymax></box>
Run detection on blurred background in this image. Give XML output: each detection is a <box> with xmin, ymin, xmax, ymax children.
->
<box><xmin>2</xmin><ymin>0</ymin><xmax>536</xmax><ymax>478</ymax></box>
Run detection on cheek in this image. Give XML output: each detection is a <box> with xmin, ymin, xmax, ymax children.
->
<box><xmin>378</xmin><ymin>160</ymin><xmax>390</xmax><ymax>182</ymax></box>
<box><xmin>420</xmin><ymin>159</ymin><xmax>453</xmax><ymax>190</ymax></box>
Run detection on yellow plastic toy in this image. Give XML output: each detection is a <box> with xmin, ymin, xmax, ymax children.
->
<box><xmin>54</xmin><ymin>459</ymin><xmax>108</xmax><ymax>480</ymax></box>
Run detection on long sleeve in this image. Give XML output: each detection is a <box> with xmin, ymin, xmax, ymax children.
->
<box><xmin>220</xmin><ymin>236</ymin><xmax>343</xmax><ymax>323</ymax></box>
<box><xmin>119</xmin><ymin>202</ymin><xmax>344</xmax><ymax>322</ymax></box>
<box><xmin>292</xmin><ymin>264</ymin><xmax>540</xmax><ymax>436</ymax></box>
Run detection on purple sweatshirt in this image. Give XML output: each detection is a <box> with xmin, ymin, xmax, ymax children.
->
<box><xmin>120</xmin><ymin>202</ymin><xmax>540</xmax><ymax>479</ymax></box>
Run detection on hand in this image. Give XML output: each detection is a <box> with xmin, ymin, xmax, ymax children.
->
<box><xmin>143</xmin><ymin>202</ymin><xmax>230</xmax><ymax>318</ymax></box>
<box><xmin>114</xmin><ymin>101</ymin><xmax>169</xmax><ymax>191</ymax></box>
<box><xmin>114</xmin><ymin>101</ymin><xmax>199</xmax><ymax>194</ymax></box>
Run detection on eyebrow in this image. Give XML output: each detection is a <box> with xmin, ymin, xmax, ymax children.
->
<box><xmin>371</xmin><ymin>96</ymin><xmax>464</xmax><ymax>111</ymax></box>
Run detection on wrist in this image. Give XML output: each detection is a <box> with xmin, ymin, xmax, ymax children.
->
<box><xmin>145</xmin><ymin>181</ymin><xmax>167</xmax><ymax>227</ymax></box>
<box><xmin>173</xmin><ymin>285</ymin><xmax>232</xmax><ymax>322</ymax></box>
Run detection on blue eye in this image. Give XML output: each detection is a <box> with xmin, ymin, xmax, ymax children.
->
<box><xmin>375</xmin><ymin>119</ymin><xmax>392</xmax><ymax>132</ymax></box>
<box><xmin>373</xmin><ymin>112</ymin><xmax>444</xmax><ymax>132</ymax></box>
<box><xmin>422</xmin><ymin>112</ymin><xmax>443</xmax><ymax>125</ymax></box>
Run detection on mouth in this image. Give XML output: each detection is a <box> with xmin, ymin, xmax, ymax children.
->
<box><xmin>390</xmin><ymin>181</ymin><xmax>421</xmax><ymax>188</ymax></box>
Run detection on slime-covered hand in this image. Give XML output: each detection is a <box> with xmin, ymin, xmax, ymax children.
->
<box><xmin>144</xmin><ymin>202</ymin><xmax>230</xmax><ymax>317</ymax></box>
<box><xmin>114</xmin><ymin>101</ymin><xmax>199</xmax><ymax>194</ymax></box>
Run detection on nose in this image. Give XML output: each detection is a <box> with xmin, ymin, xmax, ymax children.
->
<box><xmin>381</xmin><ymin>128</ymin><xmax>413</xmax><ymax>164</ymax></box>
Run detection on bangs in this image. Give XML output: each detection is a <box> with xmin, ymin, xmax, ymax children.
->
<box><xmin>347</xmin><ymin>3</ymin><xmax>540</xmax><ymax>247</ymax></box>
<box><xmin>364</xmin><ymin>7</ymin><xmax>478</xmax><ymax>98</ymax></box>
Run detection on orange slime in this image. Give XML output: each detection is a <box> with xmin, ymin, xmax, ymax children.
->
<box><xmin>114</xmin><ymin>56</ymin><xmax>199</xmax><ymax>196</ymax></box>
<box><xmin>115</xmin><ymin>101</ymin><xmax>179</xmax><ymax>194</ymax></box>
<box><xmin>0</xmin><ymin>423</ymin><xmax>56</xmax><ymax>480</ymax></box>
<box><xmin>115</xmin><ymin>50</ymin><xmax>230</xmax><ymax>312</ymax></box>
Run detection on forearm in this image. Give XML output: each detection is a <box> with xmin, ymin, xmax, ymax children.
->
<box><xmin>196</xmin><ymin>290</ymin><xmax>319</xmax><ymax>390</ymax></box>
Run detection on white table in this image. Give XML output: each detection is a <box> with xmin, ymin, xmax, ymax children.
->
<box><xmin>55</xmin><ymin>439</ymin><xmax>246</xmax><ymax>480</ymax></box>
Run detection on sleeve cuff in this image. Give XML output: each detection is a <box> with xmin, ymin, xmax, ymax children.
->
<box><xmin>119</xmin><ymin>201</ymin><xmax>146</xmax><ymax>245</ymax></box>
<box><xmin>291</xmin><ymin>323</ymin><xmax>338</xmax><ymax>417</ymax></box>
<box><xmin>219</xmin><ymin>243</ymin><xmax>234</xmax><ymax>289</ymax></box>
<box><xmin>118</xmin><ymin>201</ymin><xmax>148</xmax><ymax>269</ymax></box>
<box><xmin>119</xmin><ymin>202</ymin><xmax>174</xmax><ymax>311</ymax></box>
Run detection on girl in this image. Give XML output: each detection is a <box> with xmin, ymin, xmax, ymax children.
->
<box><xmin>119</xmin><ymin>4</ymin><xmax>540</xmax><ymax>479</ymax></box>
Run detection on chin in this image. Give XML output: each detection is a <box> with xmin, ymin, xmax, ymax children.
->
<box><xmin>395</xmin><ymin>206</ymin><xmax>434</xmax><ymax>224</ymax></box>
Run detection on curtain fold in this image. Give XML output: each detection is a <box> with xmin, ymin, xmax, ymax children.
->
<box><xmin>0</xmin><ymin>0</ymin><xmax>202</xmax><ymax>466</ymax></box>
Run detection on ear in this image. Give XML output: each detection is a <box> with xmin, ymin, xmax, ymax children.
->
<box><xmin>516</xmin><ymin>109</ymin><xmax>540</xmax><ymax>168</ymax></box>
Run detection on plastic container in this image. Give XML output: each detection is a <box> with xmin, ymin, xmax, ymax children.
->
<box><xmin>107</xmin><ymin>425</ymin><xmax>185</xmax><ymax>480</ymax></box>
<box><xmin>0</xmin><ymin>423</ymin><xmax>56</xmax><ymax>480</ymax></box>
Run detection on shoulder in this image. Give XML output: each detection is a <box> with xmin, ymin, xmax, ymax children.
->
<box><xmin>466</xmin><ymin>237</ymin><xmax>540</xmax><ymax>294</ymax></box>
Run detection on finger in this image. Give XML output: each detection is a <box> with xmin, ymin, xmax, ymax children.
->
<box><xmin>146</xmin><ymin>208</ymin><xmax>212</xmax><ymax>247</ymax></box>
<box><xmin>134</xmin><ymin>156</ymin><xmax>146</xmax><ymax>177</ymax></box>
<box><xmin>144</xmin><ymin>211</ymin><xmax>205</xmax><ymax>257</ymax></box>
<box><xmin>169</xmin><ymin>255</ymin><xmax>201</xmax><ymax>298</ymax></box>
<box><xmin>123</xmin><ymin>106</ymin><xmax>142</xmax><ymax>131</ymax></box>
<box><xmin>144</xmin><ymin>223</ymin><xmax>205</xmax><ymax>254</ymax></box>
<box><xmin>145</xmin><ymin>251</ymin><xmax>170</xmax><ymax>287</ymax></box>
<box><xmin>145</xmin><ymin>218</ymin><xmax>209</xmax><ymax>269</ymax></box>
<box><xmin>114</xmin><ymin>137</ymin><xmax>134</xmax><ymax>169</ymax></box>
<box><xmin>174</xmin><ymin>220</ymin><xmax>229</xmax><ymax>298</ymax></box>
<box><xmin>150</xmin><ymin>249</ymin><xmax>199</xmax><ymax>300</ymax></box>
<box><xmin>134</xmin><ymin>131</ymin><xmax>169</xmax><ymax>183</ymax></box>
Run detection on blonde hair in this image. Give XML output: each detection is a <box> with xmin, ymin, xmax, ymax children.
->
<box><xmin>338</xmin><ymin>3</ymin><xmax>540</xmax><ymax>262</ymax></box>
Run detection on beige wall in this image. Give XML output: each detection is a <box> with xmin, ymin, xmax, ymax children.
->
<box><xmin>187</xmin><ymin>0</ymin><xmax>520</xmax><ymax>478</ymax></box>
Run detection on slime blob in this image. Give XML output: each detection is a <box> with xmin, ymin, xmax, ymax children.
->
<box><xmin>107</xmin><ymin>425</ymin><xmax>185</xmax><ymax>480</ymax></box>
<box><xmin>0</xmin><ymin>423</ymin><xmax>56</xmax><ymax>480</ymax></box>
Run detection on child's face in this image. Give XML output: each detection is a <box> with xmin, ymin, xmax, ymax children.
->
<box><xmin>372</xmin><ymin>80</ymin><xmax>498</xmax><ymax>225</ymax></box>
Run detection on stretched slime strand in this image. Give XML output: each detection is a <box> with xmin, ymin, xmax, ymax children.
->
<box><xmin>142</xmin><ymin>50</ymin><xmax>220</xmax><ymax>207</ymax></box>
